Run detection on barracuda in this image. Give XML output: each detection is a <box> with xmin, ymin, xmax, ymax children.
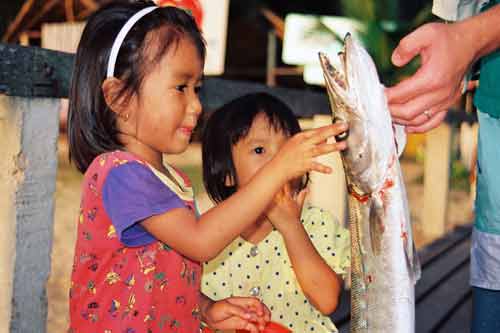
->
<box><xmin>319</xmin><ymin>34</ymin><xmax>421</xmax><ymax>333</ymax></box>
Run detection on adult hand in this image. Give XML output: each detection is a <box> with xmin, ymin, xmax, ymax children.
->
<box><xmin>386</xmin><ymin>22</ymin><xmax>476</xmax><ymax>133</ymax></box>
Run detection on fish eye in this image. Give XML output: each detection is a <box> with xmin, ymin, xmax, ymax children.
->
<box><xmin>333</xmin><ymin>117</ymin><xmax>349</xmax><ymax>141</ymax></box>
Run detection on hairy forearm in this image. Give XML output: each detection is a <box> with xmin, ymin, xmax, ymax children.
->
<box><xmin>281</xmin><ymin>223</ymin><xmax>342</xmax><ymax>314</ymax></box>
<box><xmin>458</xmin><ymin>4</ymin><xmax>500</xmax><ymax>61</ymax></box>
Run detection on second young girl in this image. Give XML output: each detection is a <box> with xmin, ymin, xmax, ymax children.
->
<box><xmin>200</xmin><ymin>93</ymin><xmax>351</xmax><ymax>333</ymax></box>
<box><xmin>67</xmin><ymin>1</ymin><xmax>348</xmax><ymax>332</ymax></box>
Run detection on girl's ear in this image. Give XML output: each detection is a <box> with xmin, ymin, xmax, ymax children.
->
<box><xmin>102</xmin><ymin>77</ymin><xmax>128</xmax><ymax>116</ymax></box>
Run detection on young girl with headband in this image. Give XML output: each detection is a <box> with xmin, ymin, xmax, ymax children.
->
<box><xmin>67</xmin><ymin>1</ymin><xmax>348</xmax><ymax>332</ymax></box>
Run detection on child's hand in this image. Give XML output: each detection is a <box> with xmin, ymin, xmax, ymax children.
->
<box><xmin>271</xmin><ymin>123</ymin><xmax>348</xmax><ymax>181</ymax></box>
<box><xmin>266</xmin><ymin>183</ymin><xmax>306</xmax><ymax>234</ymax></box>
<box><xmin>202</xmin><ymin>297</ymin><xmax>271</xmax><ymax>333</ymax></box>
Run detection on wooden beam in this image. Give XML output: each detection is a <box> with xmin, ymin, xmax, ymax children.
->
<box><xmin>76</xmin><ymin>7</ymin><xmax>94</xmax><ymax>20</ymax></box>
<box><xmin>0</xmin><ymin>44</ymin><xmax>74</xmax><ymax>98</ymax></box>
<box><xmin>24</xmin><ymin>0</ymin><xmax>61</xmax><ymax>31</ymax></box>
<box><xmin>260</xmin><ymin>8</ymin><xmax>285</xmax><ymax>40</ymax></box>
<box><xmin>65</xmin><ymin>0</ymin><xmax>75</xmax><ymax>22</ymax></box>
<box><xmin>79</xmin><ymin>0</ymin><xmax>98</xmax><ymax>11</ymax></box>
<box><xmin>2</xmin><ymin>0</ymin><xmax>36</xmax><ymax>42</ymax></box>
<box><xmin>423</xmin><ymin>124</ymin><xmax>452</xmax><ymax>239</ymax></box>
<box><xmin>0</xmin><ymin>44</ymin><xmax>332</xmax><ymax>118</ymax></box>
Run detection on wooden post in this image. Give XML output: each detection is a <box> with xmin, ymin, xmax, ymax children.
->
<box><xmin>307</xmin><ymin>115</ymin><xmax>347</xmax><ymax>225</ymax></box>
<box><xmin>266</xmin><ymin>30</ymin><xmax>277</xmax><ymax>87</ymax></box>
<box><xmin>0</xmin><ymin>95</ymin><xmax>59</xmax><ymax>333</ymax></box>
<box><xmin>423</xmin><ymin>124</ymin><xmax>452</xmax><ymax>239</ymax></box>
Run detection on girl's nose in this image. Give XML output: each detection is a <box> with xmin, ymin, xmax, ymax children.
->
<box><xmin>189</xmin><ymin>92</ymin><xmax>202</xmax><ymax>116</ymax></box>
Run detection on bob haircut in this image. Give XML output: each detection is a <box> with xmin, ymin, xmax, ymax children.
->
<box><xmin>202</xmin><ymin>92</ymin><xmax>308</xmax><ymax>204</ymax></box>
<box><xmin>68</xmin><ymin>0</ymin><xmax>206</xmax><ymax>173</ymax></box>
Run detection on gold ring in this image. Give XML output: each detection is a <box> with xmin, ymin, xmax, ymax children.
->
<box><xmin>423</xmin><ymin>110</ymin><xmax>432</xmax><ymax>120</ymax></box>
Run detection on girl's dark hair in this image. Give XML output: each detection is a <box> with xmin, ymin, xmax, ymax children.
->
<box><xmin>202</xmin><ymin>92</ymin><xmax>308</xmax><ymax>204</ymax></box>
<box><xmin>68</xmin><ymin>0</ymin><xmax>206</xmax><ymax>173</ymax></box>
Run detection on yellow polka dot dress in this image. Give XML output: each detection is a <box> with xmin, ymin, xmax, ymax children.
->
<box><xmin>202</xmin><ymin>206</ymin><xmax>350</xmax><ymax>332</ymax></box>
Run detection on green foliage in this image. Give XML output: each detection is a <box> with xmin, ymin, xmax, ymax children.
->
<box><xmin>338</xmin><ymin>0</ymin><xmax>434</xmax><ymax>85</ymax></box>
<box><xmin>450</xmin><ymin>160</ymin><xmax>471</xmax><ymax>192</ymax></box>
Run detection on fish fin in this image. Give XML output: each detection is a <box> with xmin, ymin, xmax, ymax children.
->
<box><xmin>396</xmin><ymin>165</ymin><xmax>422</xmax><ymax>283</ymax></box>
<box><xmin>393</xmin><ymin>124</ymin><xmax>407</xmax><ymax>157</ymax></box>
<box><xmin>368</xmin><ymin>196</ymin><xmax>385</xmax><ymax>256</ymax></box>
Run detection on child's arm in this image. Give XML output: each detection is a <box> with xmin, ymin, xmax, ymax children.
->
<box><xmin>200</xmin><ymin>293</ymin><xmax>271</xmax><ymax>333</ymax></box>
<box><xmin>142</xmin><ymin>123</ymin><xmax>348</xmax><ymax>262</ymax></box>
<box><xmin>266</xmin><ymin>186</ymin><xmax>343</xmax><ymax>315</ymax></box>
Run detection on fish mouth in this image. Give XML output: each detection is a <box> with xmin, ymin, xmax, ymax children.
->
<box><xmin>319</xmin><ymin>40</ymin><xmax>354</xmax><ymax>141</ymax></box>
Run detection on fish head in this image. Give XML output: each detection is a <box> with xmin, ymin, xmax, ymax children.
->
<box><xmin>319</xmin><ymin>34</ymin><xmax>395</xmax><ymax>193</ymax></box>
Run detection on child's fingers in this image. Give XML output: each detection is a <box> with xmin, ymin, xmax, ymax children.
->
<box><xmin>309</xmin><ymin>161</ymin><xmax>333</xmax><ymax>174</ymax></box>
<box><xmin>311</xmin><ymin>141</ymin><xmax>347</xmax><ymax>157</ymax></box>
<box><xmin>296</xmin><ymin>188</ymin><xmax>308</xmax><ymax>208</ymax></box>
<box><xmin>282</xmin><ymin>183</ymin><xmax>292</xmax><ymax>199</ymax></box>
<box><xmin>226</xmin><ymin>297</ymin><xmax>266</xmax><ymax>317</ymax></box>
<box><xmin>303</xmin><ymin>123</ymin><xmax>348</xmax><ymax>145</ymax></box>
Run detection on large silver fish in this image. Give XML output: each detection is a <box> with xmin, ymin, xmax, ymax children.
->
<box><xmin>319</xmin><ymin>34</ymin><xmax>421</xmax><ymax>333</ymax></box>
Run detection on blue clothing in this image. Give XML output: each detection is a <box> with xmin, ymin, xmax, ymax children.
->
<box><xmin>471</xmin><ymin>112</ymin><xmax>500</xmax><ymax>291</ymax></box>
<box><xmin>473</xmin><ymin>0</ymin><xmax>500</xmax><ymax>119</ymax></box>
<box><xmin>471</xmin><ymin>287</ymin><xmax>500</xmax><ymax>333</ymax></box>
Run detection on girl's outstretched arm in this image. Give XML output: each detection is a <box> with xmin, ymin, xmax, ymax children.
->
<box><xmin>142</xmin><ymin>123</ymin><xmax>348</xmax><ymax>262</ymax></box>
<box><xmin>266</xmin><ymin>185</ymin><xmax>343</xmax><ymax>315</ymax></box>
<box><xmin>200</xmin><ymin>294</ymin><xmax>271</xmax><ymax>333</ymax></box>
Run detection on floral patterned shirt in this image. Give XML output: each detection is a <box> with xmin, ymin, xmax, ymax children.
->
<box><xmin>69</xmin><ymin>151</ymin><xmax>201</xmax><ymax>333</ymax></box>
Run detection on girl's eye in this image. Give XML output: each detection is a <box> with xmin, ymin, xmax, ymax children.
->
<box><xmin>176</xmin><ymin>84</ymin><xmax>187</xmax><ymax>92</ymax></box>
<box><xmin>194</xmin><ymin>86</ymin><xmax>202</xmax><ymax>94</ymax></box>
<box><xmin>254</xmin><ymin>147</ymin><xmax>264</xmax><ymax>154</ymax></box>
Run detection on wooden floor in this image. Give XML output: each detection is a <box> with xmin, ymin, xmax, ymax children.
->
<box><xmin>330</xmin><ymin>224</ymin><xmax>473</xmax><ymax>333</ymax></box>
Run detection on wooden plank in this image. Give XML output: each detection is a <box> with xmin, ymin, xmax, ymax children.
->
<box><xmin>80</xmin><ymin>0</ymin><xmax>99</xmax><ymax>11</ymax></box>
<box><xmin>0</xmin><ymin>95</ymin><xmax>60</xmax><ymax>333</ymax></box>
<box><xmin>433</xmin><ymin>296</ymin><xmax>472</xmax><ymax>333</ymax></box>
<box><xmin>423</xmin><ymin>124</ymin><xmax>452</xmax><ymax>238</ymax></box>
<box><xmin>0</xmin><ymin>43</ymin><xmax>74</xmax><ymax>98</ymax></box>
<box><xmin>416</xmin><ymin>239</ymin><xmax>470</xmax><ymax>303</ymax></box>
<box><xmin>65</xmin><ymin>0</ymin><xmax>75</xmax><ymax>22</ymax></box>
<box><xmin>0</xmin><ymin>44</ymin><xmax>331</xmax><ymax>117</ymax></box>
<box><xmin>1</xmin><ymin>0</ymin><xmax>36</xmax><ymax>42</ymax></box>
<box><xmin>416</xmin><ymin>262</ymin><xmax>470</xmax><ymax>332</ymax></box>
<box><xmin>418</xmin><ymin>225</ymin><xmax>472</xmax><ymax>267</ymax></box>
<box><xmin>24</xmin><ymin>0</ymin><xmax>61</xmax><ymax>31</ymax></box>
<box><xmin>199</xmin><ymin>77</ymin><xmax>331</xmax><ymax>118</ymax></box>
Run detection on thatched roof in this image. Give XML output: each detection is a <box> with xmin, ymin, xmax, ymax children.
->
<box><xmin>2</xmin><ymin>0</ymin><xmax>110</xmax><ymax>43</ymax></box>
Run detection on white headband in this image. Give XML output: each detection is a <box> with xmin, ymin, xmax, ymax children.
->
<box><xmin>106</xmin><ymin>6</ymin><xmax>159</xmax><ymax>78</ymax></box>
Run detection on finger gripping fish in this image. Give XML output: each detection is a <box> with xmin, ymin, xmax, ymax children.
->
<box><xmin>319</xmin><ymin>34</ymin><xmax>421</xmax><ymax>333</ymax></box>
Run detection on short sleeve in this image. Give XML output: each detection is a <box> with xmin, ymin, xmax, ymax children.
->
<box><xmin>301</xmin><ymin>206</ymin><xmax>351</xmax><ymax>279</ymax></box>
<box><xmin>102</xmin><ymin>161</ymin><xmax>186</xmax><ymax>247</ymax></box>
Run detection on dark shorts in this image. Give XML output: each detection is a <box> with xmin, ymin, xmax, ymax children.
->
<box><xmin>472</xmin><ymin>287</ymin><xmax>500</xmax><ymax>333</ymax></box>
